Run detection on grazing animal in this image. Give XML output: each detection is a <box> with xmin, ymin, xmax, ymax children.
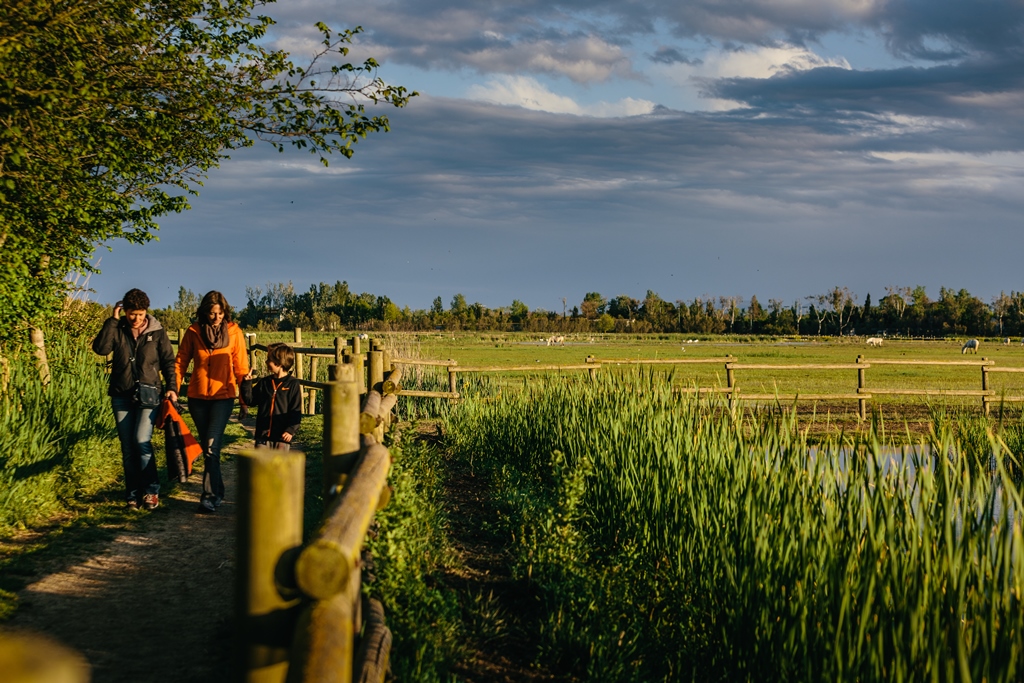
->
<box><xmin>866</xmin><ymin>337</ymin><xmax>883</xmax><ymax>347</ymax></box>
<box><xmin>357</xmin><ymin>333</ymin><xmax>369</xmax><ymax>341</ymax></box>
<box><xmin>1006</xmin><ymin>338</ymin><xmax>1011</xmax><ymax>346</ymax></box>
<box><xmin>546</xmin><ymin>335</ymin><xmax>565</xmax><ymax>346</ymax></box>
<box><xmin>962</xmin><ymin>339</ymin><xmax>980</xmax><ymax>354</ymax></box>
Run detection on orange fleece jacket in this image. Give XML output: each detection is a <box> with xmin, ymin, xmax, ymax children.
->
<box><xmin>175</xmin><ymin>322</ymin><xmax>250</xmax><ymax>400</ymax></box>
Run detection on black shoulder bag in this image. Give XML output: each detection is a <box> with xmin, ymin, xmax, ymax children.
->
<box><xmin>130</xmin><ymin>344</ymin><xmax>163</xmax><ymax>408</ymax></box>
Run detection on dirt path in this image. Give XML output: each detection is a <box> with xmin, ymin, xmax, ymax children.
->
<box><xmin>8</xmin><ymin>421</ymin><xmax>253</xmax><ymax>683</ymax></box>
<box><xmin>438</xmin><ymin>450</ymin><xmax>569</xmax><ymax>683</ymax></box>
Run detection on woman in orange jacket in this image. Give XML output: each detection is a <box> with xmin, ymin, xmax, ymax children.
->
<box><xmin>175</xmin><ymin>290</ymin><xmax>249</xmax><ymax>513</ymax></box>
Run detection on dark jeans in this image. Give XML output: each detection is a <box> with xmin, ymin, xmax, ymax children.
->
<box><xmin>111</xmin><ymin>395</ymin><xmax>159</xmax><ymax>501</ymax></box>
<box><xmin>189</xmin><ymin>398</ymin><xmax>235</xmax><ymax>503</ymax></box>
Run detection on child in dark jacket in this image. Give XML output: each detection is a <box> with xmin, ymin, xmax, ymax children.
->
<box><xmin>241</xmin><ymin>342</ymin><xmax>302</xmax><ymax>450</ymax></box>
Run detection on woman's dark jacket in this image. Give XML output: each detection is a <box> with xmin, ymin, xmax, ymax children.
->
<box><xmin>240</xmin><ymin>374</ymin><xmax>302</xmax><ymax>442</ymax></box>
<box><xmin>92</xmin><ymin>314</ymin><xmax>177</xmax><ymax>397</ymax></box>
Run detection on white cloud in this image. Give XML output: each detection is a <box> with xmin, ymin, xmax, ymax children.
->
<box><xmin>466</xmin><ymin>75</ymin><xmax>656</xmax><ymax>117</ymax></box>
<box><xmin>654</xmin><ymin>44</ymin><xmax>852</xmax><ymax>110</ymax></box>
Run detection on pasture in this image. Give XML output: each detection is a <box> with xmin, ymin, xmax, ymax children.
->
<box><xmin>244</xmin><ymin>331</ymin><xmax>1024</xmax><ymax>436</ymax></box>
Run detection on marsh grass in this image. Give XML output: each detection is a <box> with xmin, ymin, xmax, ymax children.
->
<box><xmin>0</xmin><ymin>333</ymin><xmax>122</xmax><ymax>530</ymax></box>
<box><xmin>445</xmin><ymin>371</ymin><xmax>1024</xmax><ymax>681</ymax></box>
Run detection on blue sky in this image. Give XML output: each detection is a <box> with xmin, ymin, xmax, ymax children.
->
<box><xmin>91</xmin><ymin>0</ymin><xmax>1024</xmax><ymax>314</ymax></box>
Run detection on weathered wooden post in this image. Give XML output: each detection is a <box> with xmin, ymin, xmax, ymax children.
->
<box><xmin>324</xmin><ymin>364</ymin><xmax>360</xmax><ymax>501</ymax></box>
<box><xmin>294</xmin><ymin>328</ymin><xmax>305</xmax><ymax>409</ymax></box>
<box><xmin>726</xmin><ymin>360</ymin><xmax>735</xmax><ymax>412</ymax></box>
<box><xmin>308</xmin><ymin>356</ymin><xmax>319</xmax><ymax>415</ymax></box>
<box><xmin>381</xmin><ymin>349</ymin><xmax>393</xmax><ymax>428</ymax></box>
<box><xmin>981</xmin><ymin>358</ymin><xmax>990</xmax><ymax>416</ymax></box>
<box><xmin>586</xmin><ymin>355</ymin><xmax>597</xmax><ymax>381</ymax></box>
<box><xmin>29</xmin><ymin>328</ymin><xmax>50</xmax><ymax>385</ymax></box>
<box><xmin>178</xmin><ymin>328</ymin><xmax>185</xmax><ymax>346</ymax></box>
<box><xmin>0</xmin><ymin>630</ymin><xmax>90</xmax><ymax>683</ymax></box>
<box><xmin>368</xmin><ymin>351</ymin><xmax>385</xmax><ymax>441</ymax></box>
<box><xmin>448</xmin><ymin>362</ymin><xmax>457</xmax><ymax>395</ymax></box>
<box><xmin>246</xmin><ymin>333</ymin><xmax>257</xmax><ymax>374</ymax></box>
<box><xmin>857</xmin><ymin>355</ymin><xmax>867</xmax><ymax>421</ymax></box>
<box><xmin>236</xmin><ymin>448</ymin><xmax>305</xmax><ymax>683</ymax></box>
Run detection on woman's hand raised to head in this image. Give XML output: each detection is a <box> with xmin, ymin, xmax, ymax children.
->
<box><xmin>112</xmin><ymin>302</ymin><xmax>123</xmax><ymax>319</ymax></box>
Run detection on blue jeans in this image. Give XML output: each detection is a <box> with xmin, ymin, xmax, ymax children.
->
<box><xmin>189</xmin><ymin>398</ymin><xmax>235</xmax><ymax>503</ymax></box>
<box><xmin>111</xmin><ymin>395</ymin><xmax>158</xmax><ymax>501</ymax></box>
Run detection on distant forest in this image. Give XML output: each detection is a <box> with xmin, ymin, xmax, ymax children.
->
<box><xmin>151</xmin><ymin>282</ymin><xmax>1024</xmax><ymax>338</ymax></box>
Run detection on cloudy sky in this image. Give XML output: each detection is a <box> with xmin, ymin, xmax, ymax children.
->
<box><xmin>92</xmin><ymin>0</ymin><xmax>1024</xmax><ymax>313</ymax></box>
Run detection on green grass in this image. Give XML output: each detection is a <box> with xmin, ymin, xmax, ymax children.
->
<box><xmin>246</xmin><ymin>331</ymin><xmax>1024</xmax><ymax>425</ymax></box>
<box><xmin>0</xmin><ymin>333</ymin><xmax>123</xmax><ymax>530</ymax></box>
<box><xmin>443</xmin><ymin>372</ymin><xmax>1024</xmax><ymax>682</ymax></box>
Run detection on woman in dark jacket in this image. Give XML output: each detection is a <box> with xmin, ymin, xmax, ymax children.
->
<box><xmin>92</xmin><ymin>288</ymin><xmax>176</xmax><ymax>510</ymax></box>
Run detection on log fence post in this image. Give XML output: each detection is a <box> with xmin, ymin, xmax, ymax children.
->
<box><xmin>586</xmin><ymin>355</ymin><xmax>597</xmax><ymax>381</ymax></box>
<box><xmin>236</xmin><ymin>448</ymin><xmax>305</xmax><ymax>683</ymax></box>
<box><xmin>981</xmin><ymin>358</ymin><xmax>990</xmax><ymax>416</ymax></box>
<box><xmin>294</xmin><ymin>328</ymin><xmax>304</xmax><ymax>408</ymax></box>
<box><xmin>448</xmin><ymin>363</ymin><xmax>457</xmax><ymax>395</ymax></box>
<box><xmin>857</xmin><ymin>355</ymin><xmax>867</xmax><ymax>420</ymax></box>
<box><xmin>308</xmin><ymin>356</ymin><xmax>319</xmax><ymax>415</ymax></box>
<box><xmin>368</xmin><ymin>350</ymin><xmax>385</xmax><ymax>441</ymax></box>
<box><xmin>726</xmin><ymin>361</ymin><xmax>735</xmax><ymax>412</ymax></box>
<box><xmin>324</xmin><ymin>364</ymin><xmax>360</xmax><ymax>502</ymax></box>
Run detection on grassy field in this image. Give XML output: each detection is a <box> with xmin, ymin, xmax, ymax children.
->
<box><xmin>242</xmin><ymin>331</ymin><xmax>1024</xmax><ymax>435</ymax></box>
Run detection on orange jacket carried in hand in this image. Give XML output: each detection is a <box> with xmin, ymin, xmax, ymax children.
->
<box><xmin>156</xmin><ymin>399</ymin><xmax>202</xmax><ymax>481</ymax></box>
<box><xmin>175</xmin><ymin>321</ymin><xmax>250</xmax><ymax>400</ymax></box>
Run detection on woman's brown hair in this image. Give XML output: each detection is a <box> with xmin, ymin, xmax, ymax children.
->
<box><xmin>197</xmin><ymin>290</ymin><xmax>231</xmax><ymax>323</ymax></box>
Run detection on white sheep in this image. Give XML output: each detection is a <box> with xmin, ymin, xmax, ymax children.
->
<box><xmin>962</xmin><ymin>339</ymin><xmax>980</xmax><ymax>354</ymax></box>
<box><xmin>866</xmin><ymin>337</ymin><xmax>883</xmax><ymax>347</ymax></box>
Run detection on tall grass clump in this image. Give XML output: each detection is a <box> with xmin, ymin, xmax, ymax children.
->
<box><xmin>365</xmin><ymin>436</ymin><xmax>463</xmax><ymax>681</ymax></box>
<box><xmin>0</xmin><ymin>332</ymin><xmax>119</xmax><ymax>531</ymax></box>
<box><xmin>445</xmin><ymin>370</ymin><xmax>1024</xmax><ymax>682</ymax></box>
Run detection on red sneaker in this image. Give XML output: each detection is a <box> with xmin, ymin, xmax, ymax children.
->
<box><xmin>142</xmin><ymin>494</ymin><xmax>159</xmax><ymax>510</ymax></box>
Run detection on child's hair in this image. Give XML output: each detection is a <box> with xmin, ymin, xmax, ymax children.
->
<box><xmin>266</xmin><ymin>342</ymin><xmax>295</xmax><ymax>372</ymax></box>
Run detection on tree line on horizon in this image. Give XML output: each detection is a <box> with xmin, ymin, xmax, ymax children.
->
<box><xmin>152</xmin><ymin>282</ymin><xmax>1024</xmax><ymax>338</ymax></box>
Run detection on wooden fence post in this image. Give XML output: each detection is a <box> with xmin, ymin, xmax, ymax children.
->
<box><xmin>324</xmin><ymin>364</ymin><xmax>360</xmax><ymax>502</ymax></box>
<box><xmin>0</xmin><ymin>630</ymin><xmax>90</xmax><ymax>683</ymax></box>
<box><xmin>308</xmin><ymin>356</ymin><xmax>319</xmax><ymax>415</ymax></box>
<box><xmin>246</xmin><ymin>333</ymin><xmax>257</xmax><ymax>374</ymax></box>
<box><xmin>368</xmin><ymin>351</ymin><xmax>385</xmax><ymax>441</ymax></box>
<box><xmin>586</xmin><ymin>355</ymin><xmax>597</xmax><ymax>381</ymax></box>
<box><xmin>981</xmin><ymin>358</ymin><xmax>990</xmax><ymax>416</ymax></box>
<box><xmin>726</xmin><ymin>361</ymin><xmax>735</xmax><ymax>412</ymax></box>
<box><xmin>448</xmin><ymin>363</ymin><xmax>457</xmax><ymax>395</ymax></box>
<box><xmin>236</xmin><ymin>448</ymin><xmax>305</xmax><ymax>683</ymax></box>
<box><xmin>294</xmin><ymin>328</ymin><xmax>304</xmax><ymax>408</ymax></box>
<box><xmin>334</xmin><ymin>337</ymin><xmax>344</xmax><ymax>366</ymax></box>
<box><xmin>29</xmin><ymin>327</ymin><xmax>50</xmax><ymax>386</ymax></box>
<box><xmin>857</xmin><ymin>355</ymin><xmax>867</xmax><ymax>421</ymax></box>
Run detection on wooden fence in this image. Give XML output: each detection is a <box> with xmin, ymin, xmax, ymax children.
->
<box><xmin>234</xmin><ymin>337</ymin><xmax>418</xmax><ymax>683</ymax></box>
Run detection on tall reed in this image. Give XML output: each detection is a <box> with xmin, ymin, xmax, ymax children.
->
<box><xmin>0</xmin><ymin>333</ymin><xmax>118</xmax><ymax>531</ymax></box>
<box><xmin>445</xmin><ymin>370</ymin><xmax>1024</xmax><ymax>681</ymax></box>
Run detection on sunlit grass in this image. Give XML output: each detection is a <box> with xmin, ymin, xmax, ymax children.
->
<box><xmin>444</xmin><ymin>371</ymin><xmax>1024</xmax><ymax>681</ymax></box>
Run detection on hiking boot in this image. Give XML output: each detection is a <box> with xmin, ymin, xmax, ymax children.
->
<box><xmin>197</xmin><ymin>499</ymin><xmax>216</xmax><ymax>514</ymax></box>
<box><xmin>126</xmin><ymin>499</ymin><xmax>140</xmax><ymax>511</ymax></box>
<box><xmin>142</xmin><ymin>494</ymin><xmax>159</xmax><ymax>510</ymax></box>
